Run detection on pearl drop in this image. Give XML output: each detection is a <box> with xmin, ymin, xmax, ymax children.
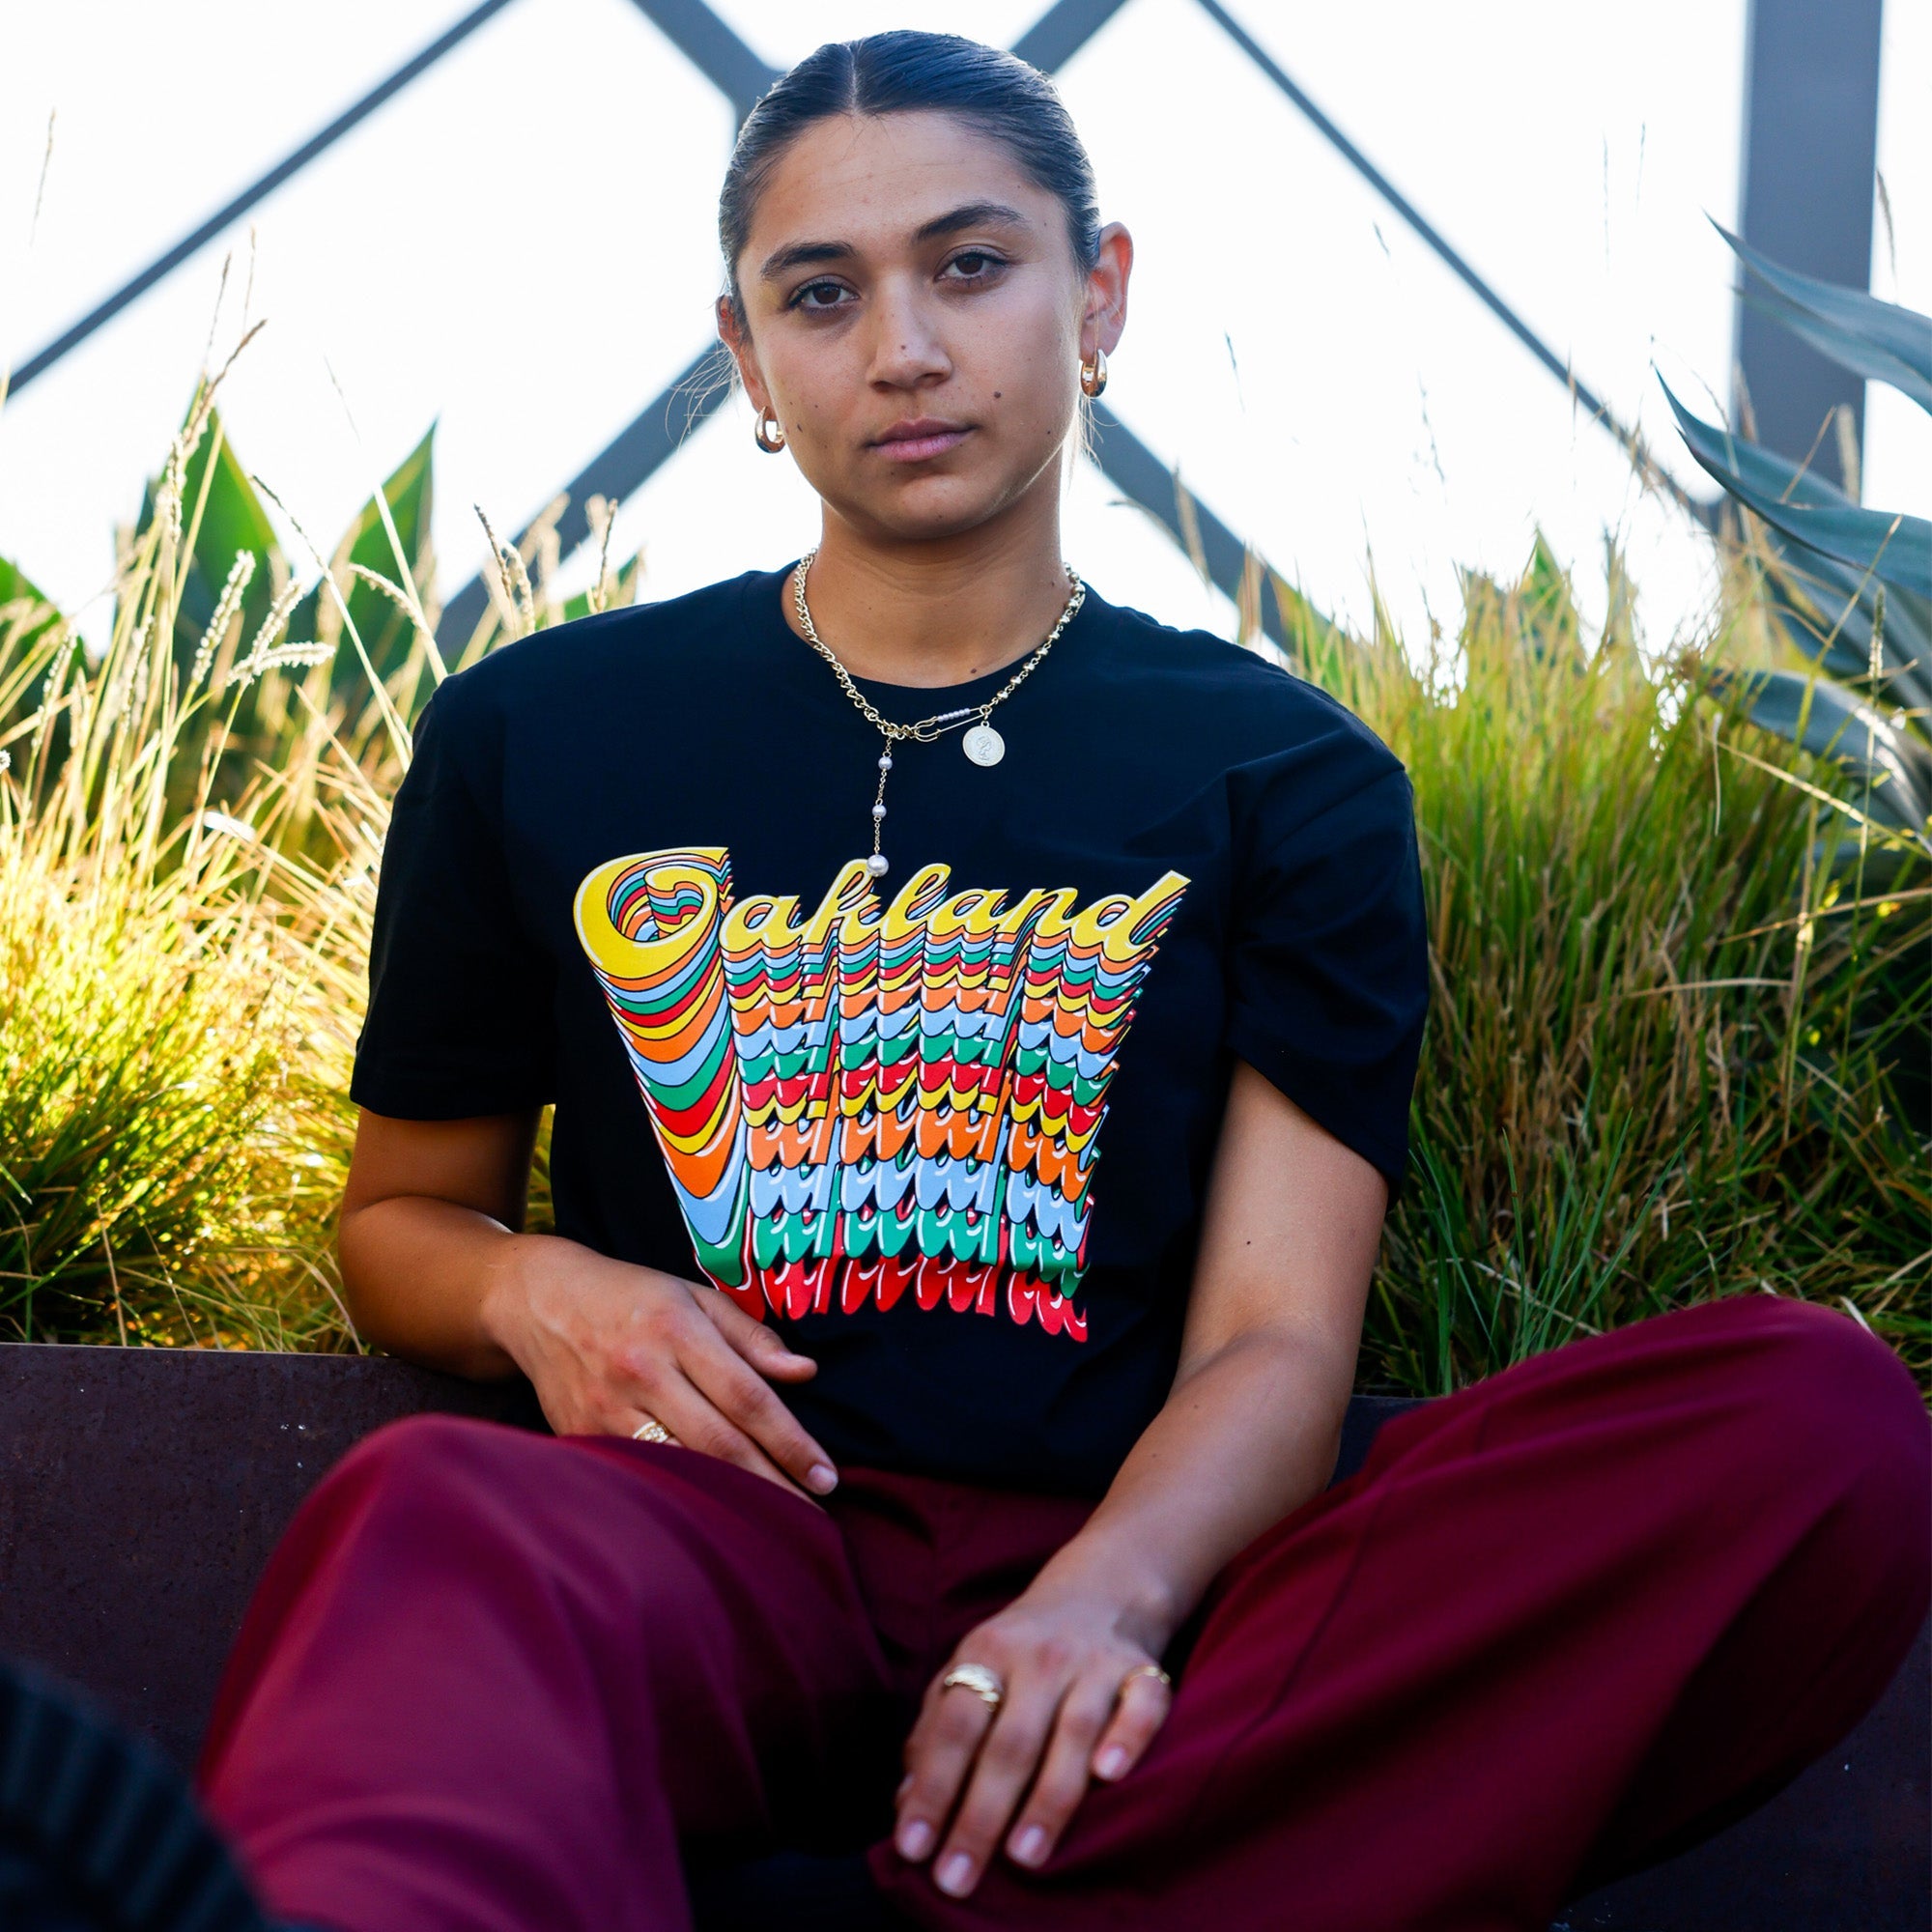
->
<box><xmin>878</xmin><ymin>753</ymin><xmax>894</xmax><ymax>771</ymax></box>
<box><xmin>867</xmin><ymin>853</ymin><xmax>890</xmax><ymax>877</ymax></box>
<box><xmin>871</xmin><ymin>802</ymin><xmax>887</xmax><ymax>819</ymax></box>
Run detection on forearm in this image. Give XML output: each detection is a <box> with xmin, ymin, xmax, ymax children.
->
<box><xmin>338</xmin><ymin>1195</ymin><xmax>563</xmax><ymax>1381</ymax></box>
<box><xmin>1029</xmin><ymin>1324</ymin><xmax>1356</xmax><ymax>1654</ymax></box>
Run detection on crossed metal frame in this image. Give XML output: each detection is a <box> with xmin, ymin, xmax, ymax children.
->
<box><xmin>12</xmin><ymin>0</ymin><xmax>1718</xmax><ymax>645</ymax></box>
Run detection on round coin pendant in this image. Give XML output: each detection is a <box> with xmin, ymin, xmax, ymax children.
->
<box><xmin>962</xmin><ymin>723</ymin><xmax>1006</xmax><ymax>767</ymax></box>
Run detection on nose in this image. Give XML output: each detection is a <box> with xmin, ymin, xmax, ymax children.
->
<box><xmin>865</xmin><ymin>273</ymin><xmax>952</xmax><ymax>391</ymax></box>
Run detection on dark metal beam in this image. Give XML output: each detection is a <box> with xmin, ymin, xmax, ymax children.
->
<box><xmin>1010</xmin><ymin>0</ymin><xmax>1136</xmax><ymax>71</ymax></box>
<box><xmin>1193</xmin><ymin>0</ymin><xmax>1707</xmax><ymax>520</ymax></box>
<box><xmin>620</xmin><ymin>0</ymin><xmax>778</xmax><ymax>124</ymax></box>
<box><xmin>1088</xmin><ymin>405</ymin><xmax>1285</xmax><ymax>645</ymax></box>
<box><xmin>436</xmin><ymin>343</ymin><xmax>733</xmax><ymax>647</ymax></box>
<box><xmin>1735</xmin><ymin>0</ymin><xmax>1884</xmax><ymax>495</ymax></box>
<box><xmin>8</xmin><ymin>0</ymin><xmax>519</xmax><ymax>397</ymax></box>
<box><xmin>439</xmin><ymin>0</ymin><xmax>1290</xmax><ymax>649</ymax></box>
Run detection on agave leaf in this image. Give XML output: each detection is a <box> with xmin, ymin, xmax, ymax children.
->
<box><xmin>1716</xmin><ymin>222</ymin><xmax>1932</xmax><ymax>413</ymax></box>
<box><xmin>290</xmin><ymin>421</ymin><xmax>438</xmax><ymax>701</ymax></box>
<box><xmin>0</xmin><ymin>554</ymin><xmax>63</xmax><ymax>653</ymax></box>
<box><xmin>0</xmin><ymin>555</ymin><xmax>72</xmax><ymax>746</ymax></box>
<box><xmin>1761</xmin><ymin>538</ymin><xmax>1932</xmax><ymax>718</ymax></box>
<box><xmin>1662</xmin><ymin>380</ymin><xmax>1931</xmax><ymax>598</ymax></box>
<box><xmin>141</xmin><ymin>405</ymin><xmax>284</xmax><ymax>668</ymax></box>
<box><xmin>1709</xmin><ymin>664</ymin><xmax>1931</xmax><ymax>834</ymax></box>
<box><xmin>1744</xmin><ymin>286</ymin><xmax>1932</xmax><ymax>417</ymax></box>
<box><xmin>1662</xmin><ymin>377</ymin><xmax>1854</xmax><ymax>508</ymax></box>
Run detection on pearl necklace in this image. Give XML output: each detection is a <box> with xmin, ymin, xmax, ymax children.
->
<box><xmin>789</xmin><ymin>551</ymin><xmax>1085</xmax><ymax>878</ymax></box>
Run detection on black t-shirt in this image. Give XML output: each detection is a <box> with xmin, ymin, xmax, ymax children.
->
<box><xmin>352</xmin><ymin>567</ymin><xmax>1428</xmax><ymax>1494</ymax></box>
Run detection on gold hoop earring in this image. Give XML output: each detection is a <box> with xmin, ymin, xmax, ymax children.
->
<box><xmin>753</xmin><ymin>409</ymin><xmax>786</xmax><ymax>453</ymax></box>
<box><xmin>1079</xmin><ymin>349</ymin><xmax>1109</xmax><ymax>398</ymax></box>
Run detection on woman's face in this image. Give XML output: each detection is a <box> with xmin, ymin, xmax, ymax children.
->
<box><xmin>720</xmin><ymin>111</ymin><xmax>1130</xmax><ymax>547</ymax></box>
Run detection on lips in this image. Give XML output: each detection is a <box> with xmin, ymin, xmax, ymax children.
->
<box><xmin>870</xmin><ymin>418</ymin><xmax>972</xmax><ymax>463</ymax></box>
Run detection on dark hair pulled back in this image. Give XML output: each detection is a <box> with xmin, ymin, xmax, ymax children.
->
<box><xmin>718</xmin><ymin>31</ymin><xmax>1101</xmax><ymax>325</ymax></box>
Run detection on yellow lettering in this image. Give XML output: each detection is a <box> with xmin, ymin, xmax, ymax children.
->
<box><xmin>882</xmin><ymin>864</ymin><xmax>952</xmax><ymax>948</ymax></box>
<box><xmin>803</xmin><ymin>860</ymin><xmax>875</xmax><ymax>951</ymax></box>
<box><xmin>1002</xmin><ymin>886</ymin><xmax>1078</xmax><ymax>944</ymax></box>
<box><xmin>928</xmin><ymin>888</ymin><xmax>1005</xmax><ymax>943</ymax></box>
<box><xmin>723</xmin><ymin>894</ymin><xmax>801</xmax><ymax>952</ymax></box>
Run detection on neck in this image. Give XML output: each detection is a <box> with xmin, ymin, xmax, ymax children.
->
<box><xmin>784</xmin><ymin>467</ymin><xmax>1075</xmax><ymax>689</ymax></box>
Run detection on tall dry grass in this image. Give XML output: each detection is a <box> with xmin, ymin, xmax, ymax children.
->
<box><xmin>1278</xmin><ymin>550</ymin><xmax>1927</xmax><ymax>1392</ymax></box>
<box><xmin>0</xmin><ymin>377</ymin><xmax>369</xmax><ymax>1347</ymax></box>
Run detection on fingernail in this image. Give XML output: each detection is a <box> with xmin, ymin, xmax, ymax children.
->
<box><xmin>807</xmin><ymin>1463</ymin><xmax>838</xmax><ymax>1494</ymax></box>
<box><xmin>1011</xmin><ymin>1824</ymin><xmax>1048</xmax><ymax>1866</ymax></box>
<box><xmin>897</xmin><ymin>1819</ymin><xmax>933</xmax><ymax>1861</ymax></box>
<box><xmin>1095</xmin><ymin>1746</ymin><xmax>1128</xmax><ymax>1779</ymax></box>
<box><xmin>936</xmin><ymin>1852</ymin><xmax>975</xmax><ymax>1895</ymax></box>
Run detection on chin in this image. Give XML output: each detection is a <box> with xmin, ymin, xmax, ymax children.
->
<box><xmin>847</xmin><ymin>469</ymin><xmax>1047</xmax><ymax>545</ymax></box>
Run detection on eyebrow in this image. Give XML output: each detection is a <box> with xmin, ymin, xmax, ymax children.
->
<box><xmin>758</xmin><ymin>201</ymin><xmax>1031</xmax><ymax>282</ymax></box>
<box><xmin>912</xmin><ymin>199</ymin><xmax>1029</xmax><ymax>243</ymax></box>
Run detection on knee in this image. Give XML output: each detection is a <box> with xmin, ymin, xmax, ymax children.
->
<box><xmin>322</xmin><ymin>1412</ymin><xmax>534</xmax><ymax>1532</ymax></box>
<box><xmin>1703</xmin><ymin>1296</ymin><xmax>1929</xmax><ymax>1595</ymax></box>
<box><xmin>1714</xmin><ymin>1296</ymin><xmax>1925</xmax><ymax>1469</ymax></box>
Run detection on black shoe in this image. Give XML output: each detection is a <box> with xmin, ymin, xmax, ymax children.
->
<box><xmin>0</xmin><ymin>1661</ymin><xmax>272</xmax><ymax>1932</ymax></box>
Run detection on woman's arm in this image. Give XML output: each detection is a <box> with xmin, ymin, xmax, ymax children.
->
<box><xmin>891</xmin><ymin>1060</ymin><xmax>1388</xmax><ymax>1897</ymax></box>
<box><xmin>337</xmin><ymin>1109</ymin><xmax>840</xmax><ymax>1497</ymax></box>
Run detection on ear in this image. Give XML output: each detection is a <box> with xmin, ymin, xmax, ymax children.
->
<box><xmin>1079</xmin><ymin>222</ymin><xmax>1133</xmax><ymax>363</ymax></box>
<box><xmin>716</xmin><ymin>296</ymin><xmax>775</xmax><ymax>416</ymax></box>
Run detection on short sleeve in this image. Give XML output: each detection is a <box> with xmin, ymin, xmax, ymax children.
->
<box><xmin>350</xmin><ymin>680</ymin><xmax>556</xmax><ymax>1119</ymax></box>
<box><xmin>1224</xmin><ymin>761</ymin><xmax>1429</xmax><ymax>1198</ymax></box>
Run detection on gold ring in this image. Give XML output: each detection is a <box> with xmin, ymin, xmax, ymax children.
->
<box><xmin>631</xmin><ymin>1416</ymin><xmax>673</xmax><ymax>1445</ymax></box>
<box><xmin>939</xmin><ymin>1662</ymin><xmax>1005</xmax><ymax>1711</ymax></box>
<box><xmin>1119</xmin><ymin>1662</ymin><xmax>1172</xmax><ymax>1695</ymax></box>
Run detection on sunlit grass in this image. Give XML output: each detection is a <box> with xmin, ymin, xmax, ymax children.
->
<box><xmin>1276</xmin><ymin>547</ymin><xmax>1928</xmax><ymax>1393</ymax></box>
<box><xmin>0</xmin><ymin>377</ymin><xmax>363</xmax><ymax>1349</ymax></box>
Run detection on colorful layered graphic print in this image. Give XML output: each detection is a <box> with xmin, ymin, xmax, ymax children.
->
<box><xmin>573</xmin><ymin>850</ymin><xmax>1188</xmax><ymax>1343</ymax></box>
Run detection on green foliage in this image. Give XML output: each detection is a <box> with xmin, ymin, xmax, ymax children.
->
<box><xmin>1719</xmin><ymin>222</ymin><xmax>1932</xmax><ymax>411</ymax></box>
<box><xmin>283</xmin><ymin>421</ymin><xmax>440</xmax><ymax>734</ymax></box>
<box><xmin>138</xmin><ymin>403</ymin><xmax>284</xmax><ymax>674</ymax></box>
<box><xmin>0</xmin><ymin>355</ymin><xmax>1920</xmax><ymax>1399</ymax></box>
<box><xmin>1662</xmin><ymin>230</ymin><xmax>1931</xmax><ymax>844</ymax></box>
<box><xmin>1278</xmin><ymin>543</ymin><xmax>1928</xmax><ymax>1395</ymax></box>
<box><xmin>0</xmin><ymin>554</ymin><xmax>62</xmax><ymax>656</ymax></box>
<box><xmin>0</xmin><ymin>463</ymin><xmax>354</xmax><ymax>1348</ymax></box>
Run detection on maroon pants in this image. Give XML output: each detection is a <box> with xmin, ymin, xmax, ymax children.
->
<box><xmin>200</xmin><ymin>1294</ymin><xmax>1929</xmax><ymax>1932</ymax></box>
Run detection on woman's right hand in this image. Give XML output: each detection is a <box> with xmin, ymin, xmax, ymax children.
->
<box><xmin>338</xmin><ymin>1113</ymin><xmax>835</xmax><ymax>1499</ymax></box>
<box><xmin>481</xmin><ymin>1234</ymin><xmax>838</xmax><ymax>1500</ymax></box>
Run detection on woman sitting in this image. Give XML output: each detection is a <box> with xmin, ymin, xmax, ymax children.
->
<box><xmin>193</xmin><ymin>33</ymin><xmax>1928</xmax><ymax>1931</ymax></box>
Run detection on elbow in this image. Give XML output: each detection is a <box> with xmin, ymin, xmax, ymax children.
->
<box><xmin>334</xmin><ymin>1199</ymin><xmax>400</xmax><ymax>1352</ymax></box>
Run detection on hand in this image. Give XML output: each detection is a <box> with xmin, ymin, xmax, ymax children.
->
<box><xmin>892</xmin><ymin>1585</ymin><xmax>1174</xmax><ymax>1897</ymax></box>
<box><xmin>480</xmin><ymin>1235</ymin><xmax>838</xmax><ymax>1500</ymax></box>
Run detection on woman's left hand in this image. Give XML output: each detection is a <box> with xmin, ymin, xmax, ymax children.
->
<box><xmin>892</xmin><ymin>1584</ymin><xmax>1174</xmax><ymax>1898</ymax></box>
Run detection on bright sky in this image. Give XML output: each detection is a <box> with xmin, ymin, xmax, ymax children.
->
<box><xmin>2</xmin><ymin>0</ymin><xmax>1925</xmax><ymax>655</ymax></box>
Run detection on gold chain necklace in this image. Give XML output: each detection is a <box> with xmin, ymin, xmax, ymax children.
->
<box><xmin>790</xmin><ymin>550</ymin><xmax>1085</xmax><ymax>878</ymax></box>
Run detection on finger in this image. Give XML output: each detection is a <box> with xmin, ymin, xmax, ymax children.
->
<box><xmin>893</xmin><ymin>1675</ymin><xmax>998</xmax><ymax>1867</ymax></box>
<box><xmin>930</xmin><ymin>1683</ymin><xmax>1064</xmax><ymax>1899</ymax></box>
<box><xmin>633</xmin><ymin>1367</ymin><xmax>813</xmax><ymax>1500</ymax></box>
<box><xmin>1090</xmin><ymin>1668</ymin><xmax>1174</xmax><ymax>1783</ymax></box>
<box><xmin>1004</xmin><ymin>1665</ymin><xmax>1122</xmax><ymax>1869</ymax></box>
<box><xmin>678</xmin><ymin>1323</ymin><xmax>838</xmax><ymax>1494</ymax></box>
<box><xmin>694</xmin><ymin>1289</ymin><xmax>818</xmax><ymax>1380</ymax></box>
